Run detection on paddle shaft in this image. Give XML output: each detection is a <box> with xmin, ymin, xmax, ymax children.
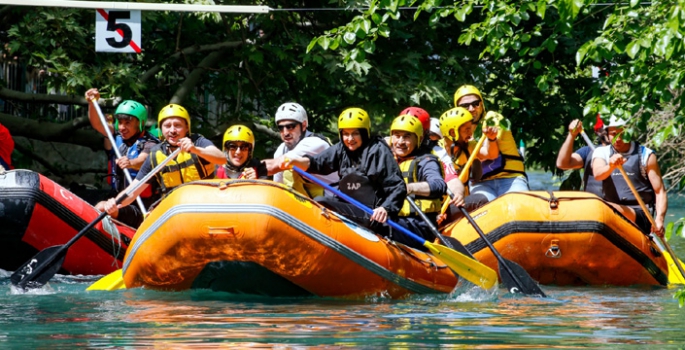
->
<box><xmin>440</xmin><ymin>135</ymin><xmax>487</xmax><ymax>215</ymax></box>
<box><xmin>292</xmin><ymin>166</ymin><xmax>428</xmax><ymax>246</ymax></box>
<box><xmin>91</xmin><ymin>99</ymin><xmax>147</xmax><ymax>215</ymax></box>
<box><xmin>13</xmin><ymin>148</ymin><xmax>181</xmax><ymax>289</ymax></box>
<box><xmin>580</xmin><ymin>130</ymin><xmax>685</xmax><ymax>280</ymax></box>
<box><xmin>407</xmin><ymin>196</ymin><xmax>454</xmax><ymax>249</ymax></box>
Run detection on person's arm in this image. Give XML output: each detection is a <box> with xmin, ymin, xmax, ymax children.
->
<box><xmin>103</xmin><ymin>178</ymin><xmax>150</xmax><ymax>216</ymax></box>
<box><xmin>446</xmin><ymin>178</ymin><xmax>466</xmax><ymax>207</ymax></box>
<box><xmin>408</xmin><ymin>157</ymin><xmax>446</xmax><ymax>198</ymax></box>
<box><xmin>592</xmin><ymin>147</ymin><xmax>624</xmax><ymax>181</ymax></box>
<box><xmin>85</xmin><ymin>88</ymin><xmax>114</xmax><ymax>138</ymax></box>
<box><xmin>478</xmin><ymin>126</ymin><xmax>500</xmax><ymax>160</ymax></box>
<box><xmin>557</xmin><ymin>119</ymin><xmax>585</xmax><ymax>169</ymax></box>
<box><xmin>374</xmin><ymin>147</ymin><xmax>408</xmax><ymax>217</ymax></box>
<box><xmin>178</xmin><ymin>137</ymin><xmax>225</xmax><ymax>165</ymax></box>
<box><xmin>646</xmin><ymin>153</ymin><xmax>667</xmax><ymax>236</ymax></box>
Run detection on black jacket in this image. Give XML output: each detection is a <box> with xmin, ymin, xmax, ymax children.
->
<box><xmin>305</xmin><ymin>136</ymin><xmax>407</xmax><ymax>215</ymax></box>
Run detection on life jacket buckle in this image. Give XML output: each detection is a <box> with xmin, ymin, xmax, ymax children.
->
<box><xmin>545</xmin><ymin>239</ymin><xmax>562</xmax><ymax>258</ymax></box>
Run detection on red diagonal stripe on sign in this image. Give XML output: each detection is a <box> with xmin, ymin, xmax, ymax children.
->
<box><xmin>97</xmin><ymin>9</ymin><xmax>142</xmax><ymax>54</ymax></box>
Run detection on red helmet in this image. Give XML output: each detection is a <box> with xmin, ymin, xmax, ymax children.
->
<box><xmin>400</xmin><ymin>107</ymin><xmax>430</xmax><ymax>130</ymax></box>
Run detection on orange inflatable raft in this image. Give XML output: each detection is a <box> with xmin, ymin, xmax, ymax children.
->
<box><xmin>442</xmin><ymin>191</ymin><xmax>669</xmax><ymax>286</ymax></box>
<box><xmin>122</xmin><ymin>180</ymin><xmax>458</xmax><ymax>298</ymax></box>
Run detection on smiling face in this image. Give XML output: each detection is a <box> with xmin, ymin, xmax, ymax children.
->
<box><xmin>457</xmin><ymin>94</ymin><xmax>483</xmax><ymax>124</ymax></box>
<box><xmin>458</xmin><ymin>121</ymin><xmax>474</xmax><ymax>143</ymax></box>
<box><xmin>116</xmin><ymin>115</ymin><xmax>140</xmax><ymax>140</ymax></box>
<box><xmin>225</xmin><ymin>141</ymin><xmax>251</xmax><ymax>168</ymax></box>
<box><xmin>606</xmin><ymin>126</ymin><xmax>628</xmax><ymax>151</ymax></box>
<box><xmin>391</xmin><ymin>130</ymin><xmax>418</xmax><ymax>158</ymax></box>
<box><xmin>161</xmin><ymin>117</ymin><xmax>189</xmax><ymax>146</ymax></box>
<box><xmin>341</xmin><ymin>128</ymin><xmax>363</xmax><ymax>152</ymax></box>
<box><xmin>278</xmin><ymin>120</ymin><xmax>304</xmax><ymax>149</ymax></box>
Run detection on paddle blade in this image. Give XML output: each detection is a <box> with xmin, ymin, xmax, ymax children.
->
<box><xmin>87</xmin><ymin>269</ymin><xmax>126</xmax><ymax>291</ymax></box>
<box><xmin>424</xmin><ymin>241</ymin><xmax>498</xmax><ymax>290</ymax></box>
<box><xmin>11</xmin><ymin>245</ymin><xmax>67</xmax><ymax>290</ymax></box>
<box><xmin>441</xmin><ymin>235</ymin><xmax>475</xmax><ymax>259</ymax></box>
<box><xmin>498</xmin><ymin>258</ymin><xmax>546</xmax><ymax>297</ymax></box>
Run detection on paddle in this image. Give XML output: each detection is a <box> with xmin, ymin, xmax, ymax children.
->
<box><xmin>440</xmin><ymin>135</ymin><xmax>487</xmax><ymax>215</ymax></box>
<box><xmin>86</xmin><ymin>269</ymin><xmax>125</xmax><ymax>291</ymax></box>
<box><xmin>91</xmin><ymin>98</ymin><xmax>148</xmax><ymax>215</ymax></box>
<box><xmin>11</xmin><ymin>148</ymin><xmax>182</xmax><ymax>291</ymax></box>
<box><xmin>457</xmin><ymin>206</ymin><xmax>546</xmax><ymax>297</ymax></box>
<box><xmin>291</xmin><ymin>166</ymin><xmax>498</xmax><ymax>290</ymax></box>
<box><xmin>406</xmin><ymin>196</ymin><xmax>475</xmax><ymax>258</ymax></box>
<box><xmin>580</xmin><ymin>129</ymin><xmax>685</xmax><ymax>284</ymax></box>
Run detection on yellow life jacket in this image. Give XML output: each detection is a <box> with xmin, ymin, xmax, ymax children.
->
<box><xmin>282</xmin><ymin>170</ymin><xmax>325</xmax><ymax>198</ymax></box>
<box><xmin>149</xmin><ymin>136</ymin><xmax>215</xmax><ymax>193</ymax></box>
<box><xmin>398</xmin><ymin>155</ymin><xmax>444</xmax><ymax>216</ymax></box>
<box><xmin>480</xmin><ymin>129</ymin><xmax>526</xmax><ymax>180</ymax></box>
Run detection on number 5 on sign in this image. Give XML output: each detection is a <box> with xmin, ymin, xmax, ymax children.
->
<box><xmin>95</xmin><ymin>9</ymin><xmax>141</xmax><ymax>53</ymax></box>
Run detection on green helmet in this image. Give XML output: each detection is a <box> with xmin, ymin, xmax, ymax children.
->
<box><xmin>114</xmin><ymin>100</ymin><xmax>148</xmax><ymax>132</ymax></box>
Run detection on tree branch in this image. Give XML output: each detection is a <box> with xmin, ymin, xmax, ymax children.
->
<box><xmin>0</xmin><ymin>112</ymin><xmax>102</xmax><ymax>150</ymax></box>
<box><xmin>0</xmin><ymin>86</ymin><xmax>87</xmax><ymax>104</ymax></box>
<box><xmin>140</xmin><ymin>41</ymin><xmax>244</xmax><ymax>83</ymax></box>
<box><xmin>170</xmin><ymin>49</ymin><xmax>227</xmax><ymax>104</ymax></box>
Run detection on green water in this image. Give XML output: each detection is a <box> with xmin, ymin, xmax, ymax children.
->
<box><xmin>2</xmin><ymin>171</ymin><xmax>685</xmax><ymax>348</ymax></box>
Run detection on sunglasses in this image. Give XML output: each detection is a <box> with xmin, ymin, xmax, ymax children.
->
<box><xmin>277</xmin><ymin>122</ymin><xmax>299</xmax><ymax>131</ymax></box>
<box><xmin>226</xmin><ymin>143</ymin><xmax>251</xmax><ymax>151</ymax></box>
<box><xmin>458</xmin><ymin>100</ymin><xmax>482</xmax><ymax>109</ymax></box>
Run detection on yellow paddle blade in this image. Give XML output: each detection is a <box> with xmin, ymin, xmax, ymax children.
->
<box><xmin>86</xmin><ymin>269</ymin><xmax>126</xmax><ymax>291</ymax></box>
<box><xmin>424</xmin><ymin>241</ymin><xmax>498</xmax><ymax>289</ymax></box>
<box><xmin>666</xmin><ymin>253</ymin><xmax>685</xmax><ymax>285</ymax></box>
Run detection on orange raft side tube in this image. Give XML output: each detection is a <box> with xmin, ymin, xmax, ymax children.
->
<box><xmin>122</xmin><ymin>180</ymin><xmax>458</xmax><ymax>299</ymax></box>
<box><xmin>442</xmin><ymin>191</ymin><xmax>668</xmax><ymax>286</ymax></box>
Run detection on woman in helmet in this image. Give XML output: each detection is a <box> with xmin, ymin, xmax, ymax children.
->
<box><xmin>85</xmin><ymin>88</ymin><xmax>160</xmax><ymax>228</ymax></box>
<box><xmin>216</xmin><ymin>125</ymin><xmax>267</xmax><ymax>179</ymax></box>
<box><xmin>438</xmin><ymin>107</ymin><xmax>499</xmax><ymax>223</ymax></box>
<box><xmin>283</xmin><ymin>107</ymin><xmax>406</xmax><ymax>234</ymax></box>
<box><xmin>103</xmin><ymin>103</ymin><xmax>225</xmax><ymax>218</ymax></box>
<box><xmin>388</xmin><ymin>114</ymin><xmax>447</xmax><ymax>247</ymax></box>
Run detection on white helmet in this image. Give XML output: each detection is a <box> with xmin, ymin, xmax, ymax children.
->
<box><xmin>275</xmin><ymin>102</ymin><xmax>307</xmax><ymax>124</ymax></box>
<box><xmin>606</xmin><ymin>115</ymin><xmax>627</xmax><ymax>129</ymax></box>
<box><xmin>429</xmin><ymin>118</ymin><xmax>443</xmax><ymax>138</ymax></box>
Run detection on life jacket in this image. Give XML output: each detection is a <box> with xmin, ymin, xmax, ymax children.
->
<box><xmin>397</xmin><ymin>154</ymin><xmax>444</xmax><ymax>216</ymax></box>
<box><xmin>216</xmin><ymin>158</ymin><xmax>264</xmax><ymax>180</ymax></box>
<box><xmin>480</xmin><ymin>130</ymin><xmax>526</xmax><ymax>180</ymax></box>
<box><xmin>113</xmin><ymin>132</ymin><xmax>160</xmax><ymax>197</ymax></box>
<box><xmin>602</xmin><ymin>142</ymin><xmax>655</xmax><ymax>208</ymax></box>
<box><xmin>339</xmin><ymin>171</ymin><xmax>376</xmax><ymax>208</ymax></box>
<box><xmin>149</xmin><ymin>134</ymin><xmax>216</xmax><ymax>193</ymax></box>
<box><xmin>582</xmin><ymin>147</ymin><xmax>603</xmax><ymax>198</ymax></box>
<box><xmin>281</xmin><ymin>133</ymin><xmax>332</xmax><ymax>198</ymax></box>
<box><xmin>449</xmin><ymin>140</ymin><xmax>479</xmax><ymax>196</ymax></box>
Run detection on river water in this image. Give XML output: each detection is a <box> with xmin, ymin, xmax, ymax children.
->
<box><xmin>2</xmin><ymin>171</ymin><xmax>685</xmax><ymax>348</ymax></box>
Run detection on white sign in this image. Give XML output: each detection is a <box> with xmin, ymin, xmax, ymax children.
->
<box><xmin>95</xmin><ymin>9</ymin><xmax>141</xmax><ymax>53</ymax></box>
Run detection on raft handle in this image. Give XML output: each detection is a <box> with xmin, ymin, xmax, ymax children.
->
<box><xmin>546</xmin><ymin>240</ymin><xmax>562</xmax><ymax>259</ymax></box>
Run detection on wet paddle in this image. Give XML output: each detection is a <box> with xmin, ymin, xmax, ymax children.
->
<box><xmin>91</xmin><ymin>98</ymin><xmax>148</xmax><ymax>215</ymax></box>
<box><xmin>458</xmin><ymin>206</ymin><xmax>546</xmax><ymax>297</ymax></box>
<box><xmin>291</xmin><ymin>166</ymin><xmax>498</xmax><ymax>290</ymax></box>
<box><xmin>581</xmin><ymin>129</ymin><xmax>685</xmax><ymax>284</ymax></box>
<box><xmin>11</xmin><ymin>148</ymin><xmax>182</xmax><ymax>291</ymax></box>
<box><xmin>406</xmin><ymin>197</ymin><xmax>475</xmax><ymax>258</ymax></box>
<box><xmin>86</xmin><ymin>269</ymin><xmax>125</xmax><ymax>291</ymax></box>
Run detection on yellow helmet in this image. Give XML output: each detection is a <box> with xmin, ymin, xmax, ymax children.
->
<box><xmin>222</xmin><ymin>125</ymin><xmax>255</xmax><ymax>151</ymax></box>
<box><xmin>453</xmin><ymin>84</ymin><xmax>484</xmax><ymax>108</ymax></box>
<box><xmin>158</xmin><ymin>104</ymin><xmax>191</xmax><ymax>135</ymax></box>
<box><xmin>439</xmin><ymin>107</ymin><xmax>473</xmax><ymax>142</ymax></box>
<box><xmin>338</xmin><ymin>107</ymin><xmax>370</xmax><ymax>135</ymax></box>
<box><xmin>390</xmin><ymin>114</ymin><xmax>424</xmax><ymax>142</ymax></box>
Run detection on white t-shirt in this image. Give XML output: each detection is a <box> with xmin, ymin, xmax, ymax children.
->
<box><xmin>273</xmin><ymin>131</ymin><xmax>340</xmax><ymax>193</ymax></box>
<box><xmin>591</xmin><ymin>143</ymin><xmax>635</xmax><ymax>164</ymax></box>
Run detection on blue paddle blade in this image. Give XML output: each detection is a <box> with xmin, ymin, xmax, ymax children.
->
<box><xmin>498</xmin><ymin>257</ymin><xmax>546</xmax><ymax>297</ymax></box>
<box><xmin>11</xmin><ymin>245</ymin><xmax>67</xmax><ymax>290</ymax></box>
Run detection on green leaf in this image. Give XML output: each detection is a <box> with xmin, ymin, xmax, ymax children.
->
<box><xmin>626</xmin><ymin>40</ymin><xmax>640</xmax><ymax>59</ymax></box>
<box><xmin>576</xmin><ymin>41</ymin><xmax>592</xmax><ymax>65</ymax></box>
<box><xmin>306</xmin><ymin>38</ymin><xmax>318</xmax><ymax>53</ymax></box>
<box><xmin>343</xmin><ymin>32</ymin><xmax>356</xmax><ymax>45</ymax></box>
<box><xmin>537</xmin><ymin>0</ymin><xmax>547</xmax><ymax>19</ymax></box>
<box><xmin>318</xmin><ymin>36</ymin><xmax>331</xmax><ymax>50</ymax></box>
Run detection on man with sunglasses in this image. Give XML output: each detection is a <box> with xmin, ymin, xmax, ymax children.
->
<box><xmin>85</xmin><ymin>88</ymin><xmax>160</xmax><ymax>228</ymax></box>
<box><xmin>591</xmin><ymin>116</ymin><xmax>667</xmax><ymax>237</ymax></box>
<box><xmin>266</xmin><ymin>102</ymin><xmax>339</xmax><ymax>198</ymax></box>
<box><xmin>453</xmin><ymin>85</ymin><xmax>529</xmax><ymax>201</ymax></box>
